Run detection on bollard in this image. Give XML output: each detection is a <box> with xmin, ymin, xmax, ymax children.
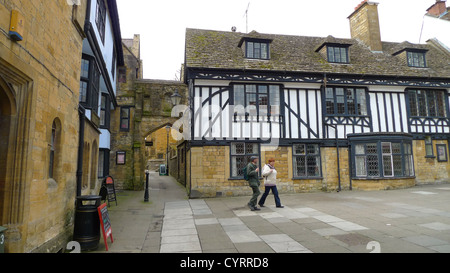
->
<box><xmin>144</xmin><ymin>170</ymin><xmax>149</xmax><ymax>202</ymax></box>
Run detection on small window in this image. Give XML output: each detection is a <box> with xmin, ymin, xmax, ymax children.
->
<box><xmin>230</xmin><ymin>143</ymin><xmax>259</xmax><ymax>178</ymax></box>
<box><xmin>407</xmin><ymin>51</ymin><xmax>426</xmax><ymax>68</ymax></box>
<box><xmin>49</xmin><ymin>121</ymin><xmax>57</xmax><ymax>179</ymax></box>
<box><xmin>98</xmin><ymin>149</ymin><xmax>110</xmax><ymax>178</ymax></box>
<box><xmin>120</xmin><ymin>107</ymin><xmax>130</xmax><ymax>131</ymax></box>
<box><xmin>79</xmin><ymin>55</ymin><xmax>100</xmax><ymax>113</ymax></box>
<box><xmin>246</xmin><ymin>41</ymin><xmax>269</xmax><ymax>60</ymax></box>
<box><xmin>327</xmin><ymin>46</ymin><xmax>349</xmax><ymax>63</ymax></box>
<box><xmin>408</xmin><ymin>89</ymin><xmax>447</xmax><ymax>118</ymax></box>
<box><xmin>293</xmin><ymin>144</ymin><xmax>321</xmax><ymax>178</ymax></box>
<box><xmin>425</xmin><ymin>136</ymin><xmax>433</xmax><ymax>157</ymax></box>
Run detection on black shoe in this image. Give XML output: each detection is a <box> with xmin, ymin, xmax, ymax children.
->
<box><xmin>253</xmin><ymin>206</ymin><xmax>261</xmax><ymax>211</ymax></box>
<box><xmin>276</xmin><ymin>205</ymin><xmax>284</xmax><ymax>208</ymax></box>
<box><xmin>258</xmin><ymin>204</ymin><xmax>265</xmax><ymax>207</ymax></box>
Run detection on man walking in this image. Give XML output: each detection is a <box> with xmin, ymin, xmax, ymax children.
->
<box><xmin>246</xmin><ymin>156</ymin><xmax>261</xmax><ymax>211</ymax></box>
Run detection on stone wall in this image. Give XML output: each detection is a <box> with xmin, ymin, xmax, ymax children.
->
<box><xmin>414</xmin><ymin>139</ymin><xmax>450</xmax><ymax>184</ymax></box>
<box><xmin>0</xmin><ymin>1</ymin><xmax>87</xmax><ymax>252</ymax></box>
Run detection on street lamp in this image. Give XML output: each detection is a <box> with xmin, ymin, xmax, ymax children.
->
<box><xmin>165</xmin><ymin>125</ymin><xmax>171</xmax><ymax>176</ymax></box>
<box><xmin>170</xmin><ymin>89</ymin><xmax>182</xmax><ymax>106</ymax></box>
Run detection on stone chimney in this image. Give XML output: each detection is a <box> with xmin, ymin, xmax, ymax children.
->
<box><xmin>426</xmin><ymin>0</ymin><xmax>447</xmax><ymax>16</ymax></box>
<box><xmin>348</xmin><ymin>1</ymin><xmax>383</xmax><ymax>52</ymax></box>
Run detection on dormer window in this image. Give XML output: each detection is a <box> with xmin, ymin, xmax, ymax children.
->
<box><xmin>246</xmin><ymin>40</ymin><xmax>270</xmax><ymax>60</ymax></box>
<box><xmin>407</xmin><ymin>51</ymin><xmax>426</xmax><ymax>68</ymax></box>
<box><xmin>327</xmin><ymin>46</ymin><xmax>349</xmax><ymax>64</ymax></box>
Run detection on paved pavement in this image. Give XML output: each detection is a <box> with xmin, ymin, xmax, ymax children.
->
<box><xmin>93</xmin><ymin>172</ymin><xmax>450</xmax><ymax>253</ymax></box>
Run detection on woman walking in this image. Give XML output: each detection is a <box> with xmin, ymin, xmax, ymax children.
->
<box><xmin>259</xmin><ymin>158</ymin><xmax>284</xmax><ymax>208</ymax></box>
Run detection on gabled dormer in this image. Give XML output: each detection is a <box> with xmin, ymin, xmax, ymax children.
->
<box><xmin>392</xmin><ymin>41</ymin><xmax>429</xmax><ymax>68</ymax></box>
<box><xmin>238</xmin><ymin>31</ymin><xmax>273</xmax><ymax>60</ymax></box>
<box><xmin>315</xmin><ymin>35</ymin><xmax>353</xmax><ymax>64</ymax></box>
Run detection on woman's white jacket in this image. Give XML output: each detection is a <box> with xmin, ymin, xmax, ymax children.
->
<box><xmin>262</xmin><ymin>164</ymin><xmax>277</xmax><ymax>186</ymax></box>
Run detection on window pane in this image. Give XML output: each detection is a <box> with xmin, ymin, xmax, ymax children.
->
<box><xmin>382</xmin><ymin>142</ymin><xmax>391</xmax><ymax>154</ymax></box>
<box><xmin>355</xmin><ymin>156</ymin><xmax>366</xmax><ymax>176</ymax></box>
<box><xmin>247</xmin><ymin>42</ymin><xmax>254</xmax><ymax>58</ymax></box>
<box><xmin>261</xmin><ymin>43</ymin><xmax>268</xmax><ymax>59</ymax></box>
<box><xmin>341</xmin><ymin>47</ymin><xmax>348</xmax><ymax>63</ymax></box>
<box><xmin>121</xmin><ymin>108</ymin><xmax>129</xmax><ymax>118</ymax></box>
<box><xmin>408</xmin><ymin>90</ymin><xmax>418</xmax><ymax>116</ymax></box>
<box><xmin>367</xmin><ymin>155</ymin><xmax>379</xmax><ymax>176</ymax></box>
<box><xmin>259</xmin><ymin>94</ymin><xmax>268</xmax><ymax>115</ymax></box>
<box><xmin>383</xmin><ymin>155</ymin><xmax>393</xmax><ymax>176</ymax></box>
<box><xmin>269</xmin><ymin>86</ymin><xmax>280</xmax><ymax>115</ymax></box>
<box><xmin>306</xmin><ymin>144</ymin><xmax>319</xmax><ymax>155</ymax></box>
<box><xmin>436</xmin><ymin>91</ymin><xmax>446</xmax><ymax>117</ymax></box>
<box><xmin>231</xmin><ymin>143</ymin><xmax>245</xmax><ymax>155</ymax></box>
<box><xmin>294</xmin><ymin>144</ymin><xmax>305</xmax><ymax>155</ymax></box>
<box><xmin>417</xmin><ymin>90</ymin><xmax>427</xmax><ymax>116</ymax></box>
<box><xmin>347</xmin><ymin>88</ymin><xmax>355</xmax><ymax>115</ymax></box>
<box><xmin>79</xmin><ymin>81</ymin><xmax>88</xmax><ymax>103</ymax></box>
<box><xmin>254</xmin><ymin>42</ymin><xmax>261</xmax><ymax>59</ymax></box>
<box><xmin>355</xmin><ymin>144</ymin><xmax>365</xmax><ymax>154</ymax></box>
<box><xmin>100</xmin><ymin>110</ymin><xmax>106</xmax><ymax>126</ymax></box>
<box><xmin>247</xmin><ymin>93</ymin><xmax>257</xmax><ymax>115</ymax></box>
<box><xmin>247</xmin><ymin>85</ymin><xmax>257</xmax><ymax>93</ymax></box>
<box><xmin>356</xmin><ymin>89</ymin><xmax>367</xmax><ymax>115</ymax></box>
<box><xmin>307</xmin><ymin>155</ymin><xmax>320</xmax><ymax>177</ymax></box>
<box><xmin>392</xmin><ymin>143</ymin><xmax>401</xmax><ymax>154</ymax></box>
<box><xmin>295</xmin><ymin>156</ymin><xmax>306</xmax><ymax>177</ymax></box>
<box><xmin>246</xmin><ymin>143</ymin><xmax>258</xmax><ymax>154</ymax></box>
<box><xmin>98</xmin><ymin>150</ymin><xmax>104</xmax><ymax>178</ymax></box>
<box><xmin>393</xmin><ymin>155</ymin><xmax>402</xmax><ymax>176</ymax></box>
<box><xmin>336</xmin><ymin>88</ymin><xmax>345</xmax><ymax>114</ymax></box>
<box><xmin>234</xmin><ymin>85</ymin><xmax>245</xmax><ymax>108</ymax></box>
<box><xmin>121</xmin><ymin>119</ymin><xmax>129</xmax><ymax>129</ymax></box>
<box><xmin>326</xmin><ymin>88</ymin><xmax>335</xmax><ymax>114</ymax></box>
<box><xmin>81</xmin><ymin>59</ymin><xmax>90</xmax><ymax>78</ymax></box>
<box><xmin>366</xmin><ymin>143</ymin><xmax>378</xmax><ymax>154</ymax></box>
<box><xmin>427</xmin><ymin>91</ymin><xmax>437</xmax><ymax>116</ymax></box>
<box><xmin>232</xmin><ymin>156</ymin><xmax>247</xmax><ymax>177</ymax></box>
<box><xmin>328</xmin><ymin>47</ymin><xmax>335</xmax><ymax>62</ymax></box>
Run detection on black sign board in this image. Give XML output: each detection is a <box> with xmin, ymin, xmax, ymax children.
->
<box><xmin>103</xmin><ymin>176</ymin><xmax>117</xmax><ymax>207</ymax></box>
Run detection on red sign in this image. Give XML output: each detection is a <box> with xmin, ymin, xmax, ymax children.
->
<box><xmin>98</xmin><ymin>203</ymin><xmax>113</xmax><ymax>251</ymax></box>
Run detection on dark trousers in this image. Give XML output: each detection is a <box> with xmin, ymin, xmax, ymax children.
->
<box><xmin>258</xmin><ymin>186</ymin><xmax>281</xmax><ymax>207</ymax></box>
<box><xmin>248</xmin><ymin>186</ymin><xmax>261</xmax><ymax>207</ymax></box>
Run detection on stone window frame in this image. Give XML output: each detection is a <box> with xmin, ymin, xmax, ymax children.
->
<box><xmin>292</xmin><ymin>143</ymin><xmax>322</xmax><ymax>179</ymax></box>
<box><xmin>349</xmin><ymin>134</ymin><xmax>415</xmax><ymax>179</ymax></box>
<box><xmin>229</xmin><ymin>142</ymin><xmax>260</xmax><ymax>179</ymax></box>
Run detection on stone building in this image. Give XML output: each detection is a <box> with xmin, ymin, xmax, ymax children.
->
<box><xmin>110</xmin><ymin>35</ymin><xmax>188</xmax><ymax>190</ymax></box>
<box><xmin>183</xmin><ymin>1</ymin><xmax>450</xmax><ymax>198</ymax></box>
<box><xmin>0</xmin><ymin>0</ymin><xmax>123</xmax><ymax>253</ymax></box>
<box><xmin>0</xmin><ymin>0</ymin><xmax>86</xmax><ymax>252</ymax></box>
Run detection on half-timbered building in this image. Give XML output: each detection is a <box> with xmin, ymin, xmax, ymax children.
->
<box><xmin>183</xmin><ymin>1</ymin><xmax>450</xmax><ymax>198</ymax></box>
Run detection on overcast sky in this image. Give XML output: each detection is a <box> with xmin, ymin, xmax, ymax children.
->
<box><xmin>116</xmin><ymin>0</ymin><xmax>438</xmax><ymax>80</ymax></box>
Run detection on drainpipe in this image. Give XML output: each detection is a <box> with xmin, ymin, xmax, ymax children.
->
<box><xmin>76</xmin><ymin>104</ymin><xmax>86</xmax><ymax>197</ymax></box>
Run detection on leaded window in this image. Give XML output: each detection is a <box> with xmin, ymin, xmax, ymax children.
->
<box><xmin>352</xmin><ymin>139</ymin><xmax>414</xmax><ymax>178</ymax></box>
<box><xmin>327</xmin><ymin>46</ymin><xmax>349</xmax><ymax>63</ymax></box>
<box><xmin>425</xmin><ymin>136</ymin><xmax>433</xmax><ymax>157</ymax></box>
<box><xmin>407</xmin><ymin>51</ymin><xmax>426</xmax><ymax>68</ymax></box>
<box><xmin>325</xmin><ymin>87</ymin><xmax>368</xmax><ymax>116</ymax></box>
<box><xmin>233</xmin><ymin>84</ymin><xmax>280</xmax><ymax>117</ymax></box>
<box><xmin>293</xmin><ymin>144</ymin><xmax>321</xmax><ymax>178</ymax></box>
<box><xmin>100</xmin><ymin>94</ymin><xmax>110</xmax><ymax>129</ymax></box>
<box><xmin>79</xmin><ymin>55</ymin><xmax>100</xmax><ymax>113</ymax></box>
<box><xmin>231</xmin><ymin>143</ymin><xmax>259</xmax><ymax>178</ymax></box>
<box><xmin>120</xmin><ymin>107</ymin><xmax>130</xmax><ymax>131</ymax></box>
<box><xmin>246</xmin><ymin>41</ymin><xmax>270</xmax><ymax>60</ymax></box>
<box><xmin>408</xmin><ymin>89</ymin><xmax>447</xmax><ymax>118</ymax></box>
<box><xmin>96</xmin><ymin>0</ymin><xmax>106</xmax><ymax>43</ymax></box>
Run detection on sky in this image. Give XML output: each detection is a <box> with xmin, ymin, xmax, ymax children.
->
<box><xmin>116</xmin><ymin>0</ymin><xmax>439</xmax><ymax>80</ymax></box>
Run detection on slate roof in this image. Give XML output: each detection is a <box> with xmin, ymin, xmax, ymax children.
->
<box><xmin>185</xmin><ymin>28</ymin><xmax>450</xmax><ymax>79</ymax></box>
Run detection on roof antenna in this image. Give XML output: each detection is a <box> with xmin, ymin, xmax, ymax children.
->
<box><xmin>244</xmin><ymin>2</ymin><xmax>250</xmax><ymax>33</ymax></box>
